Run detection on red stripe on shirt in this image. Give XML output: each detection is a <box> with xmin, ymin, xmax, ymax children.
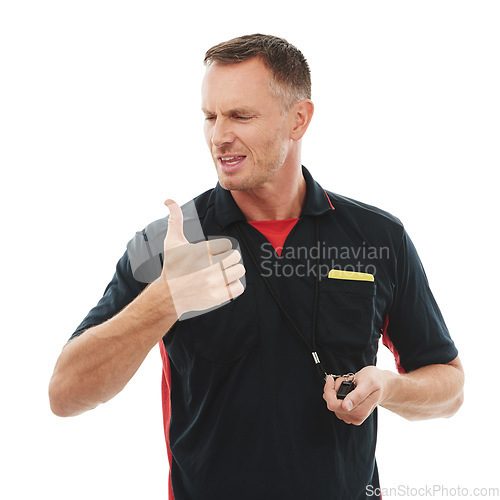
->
<box><xmin>323</xmin><ymin>189</ymin><xmax>336</xmax><ymax>211</ymax></box>
<box><xmin>381</xmin><ymin>315</ymin><xmax>406</xmax><ymax>374</ymax></box>
<box><xmin>159</xmin><ymin>340</ymin><xmax>175</xmax><ymax>500</ymax></box>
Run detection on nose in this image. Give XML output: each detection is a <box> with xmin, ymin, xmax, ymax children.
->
<box><xmin>210</xmin><ymin>117</ymin><xmax>234</xmax><ymax>148</ymax></box>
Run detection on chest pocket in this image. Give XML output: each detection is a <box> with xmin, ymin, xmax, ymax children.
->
<box><xmin>317</xmin><ymin>277</ymin><xmax>376</xmax><ymax>357</ymax></box>
<box><xmin>188</xmin><ymin>283</ymin><xmax>260</xmax><ymax>364</ymax></box>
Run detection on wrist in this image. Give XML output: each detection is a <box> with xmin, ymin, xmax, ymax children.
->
<box><xmin>137</xmin><ymin>277</ymin><xmax>180</xmax><ymax>327</ymax></box>
<box><xmin>379</xmin><ymin>370</ymin><xmax>400</xmax><ymax>407</ymax></box>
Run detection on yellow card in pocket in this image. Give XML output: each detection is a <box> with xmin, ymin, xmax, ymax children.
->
<box><xmin>328</xmin><ymin>269</ymin><xmax>374</xmax><ymax>282</ymax></box>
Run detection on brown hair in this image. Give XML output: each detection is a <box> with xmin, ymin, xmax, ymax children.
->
<box><xmin>204</xmin><ymin>34</ymin><xmax>311</xmax><ymax>110</ymax></box>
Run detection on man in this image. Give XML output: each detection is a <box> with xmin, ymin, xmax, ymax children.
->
<box><xmin>49</xmin><ymin>34</ymin><xmax>464</xmax><ymax>499</ymax></box>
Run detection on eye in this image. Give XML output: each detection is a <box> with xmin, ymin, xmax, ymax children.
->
<box><xmin>204</xmin><ymin>116</ymin><xmax>216</xmax><ymax>121</ymax></box>
<box><xmin>235</xmin><ymin>116</ymin><xmax>252</xmax><ymax>121</ymax></box>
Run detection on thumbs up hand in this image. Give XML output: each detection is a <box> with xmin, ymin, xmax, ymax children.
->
<box><xmin>161</xmin><ymin>200</ymin><xmax>246</xmax><ymax>319</ymax></box>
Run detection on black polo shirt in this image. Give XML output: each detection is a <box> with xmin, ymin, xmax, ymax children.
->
<box><xmin>70</xmin><ymin>167</ymin><xmax>458</xmax><ymax>500</ymax></box>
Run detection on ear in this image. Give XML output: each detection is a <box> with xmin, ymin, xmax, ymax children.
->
<box><xmin>290</xmin><ymin>100</ymin><xmax>314</xmax><ymax>141</ymax></box>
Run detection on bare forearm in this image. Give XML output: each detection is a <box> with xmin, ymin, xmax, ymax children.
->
<box><xmin>324</xmin><ymin>357</ymin><xmax>464</xmax><ymax>425</ymax></box>
<box><xmin>49</xmin><ymin>280</ymin><xmax>177</xmax><ymax>417</ymax></box>
<box><xmin>380</xmin><ymin>358</ymin><xmax>465</xmax><ymax>420</ymax></box>
<box><xmin>50</xmin><ymin>201</ymin><xmax>245</xmax><ymax>418</ymax></box>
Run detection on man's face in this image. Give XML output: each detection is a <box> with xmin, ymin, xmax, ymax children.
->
<box><xmin>201</xmin><ymin>57</ymin><xmax>294</xmax><ymax>191</ymax></box>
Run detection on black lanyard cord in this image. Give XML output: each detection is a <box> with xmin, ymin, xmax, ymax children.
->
<box><xmin>235</xmin><ymin>219</ymin><xmax>327</xmax><ymax>380</ymax></box>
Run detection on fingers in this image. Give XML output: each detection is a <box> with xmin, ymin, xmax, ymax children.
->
<box><xmin>323</xmin><ymin>375</ymin><xmax>342</xmax><ymax>412</ymax></box>
<box><xmin>160</xmin><ymin>199</ymin><xmax>246</xmax><ymax>316</ymax></box>
<box><xmin>323</xmin><ymin>375</ymin><xmax>357</xmax><ymax>413</ymax></box>
<box><xmin>205</xmin><ymin>240</ymin><xmax>234</xmax><ymax>267</ymax></box>
<box><xmin>168</xmin><ymin>258</ymin><xmax>245</xmax><ymax>318</ymax></box>
<box><xmin>323</xmin><ymin>370</ymin><xmax>382</xmax><ymax>426</ymax></box>
<box><xmin>341</xmin><ymin>382</ymin><xmax>379</xmax><ymax>416</ymax></box>
<box><xmin>206</xmin><ymin>237</ymin><xmax>233</xmax><ymax>255</ymax></box>
<box><xmin>221</xmin><ymin>262</ymin><xmax>245</xmax><ymax>285</ymax></box>
<box><xmin>220</xmin><ymin>252</ymin><xmax>245</xmax><ymax>301</ymax></box>
<box><xmin>227</xmin><ymin>278</ymin><xmax>245</xmax><ymax>300</ymax></box>
<box><xmin>220</xmin><ymin>248</ymin><xmax>242</xmax><ymax>269</ymax></box>
<box><xmin>325</xmin><ymin>374</ymin><xmax>336</xmax><ymax>389</ymax></box>
<box><xmin>164</xmin><ymin>199</ymin><xmax>188</xmax><ymax>246</ymax></box>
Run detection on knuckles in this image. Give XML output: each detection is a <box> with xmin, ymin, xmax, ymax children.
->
<box><xmin>323</xmin><ymin>390</ymin><xmax>370</xmax><ymax>426</ymax></box>
<box><xmin>346</xmin><ymin>414</ymin><xmax>366</xmax><ymax>426</ymax></box>
<box><xmin>233</xmin><ymin>263</ymin><xmax>246</xmax><ymax>278</ymax></box>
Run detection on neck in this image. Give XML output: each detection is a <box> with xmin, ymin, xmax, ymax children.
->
<box><xmin>231</xmin><ymin>164</ymin><xmax>306</xmax><ymax>222</ymax></box>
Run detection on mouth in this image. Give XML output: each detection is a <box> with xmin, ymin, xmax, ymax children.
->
<box><xmin>216</xmin><ymin>154</ymin><xmax>247</xmax><ymax>173</ymax></box>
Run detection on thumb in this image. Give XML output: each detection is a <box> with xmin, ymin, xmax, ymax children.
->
<box><xmin>164</xmin><ymin>199</ymin><xmax>188</xmax><ymax>247</ymax></box>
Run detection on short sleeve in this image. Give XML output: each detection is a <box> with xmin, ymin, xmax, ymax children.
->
<box><xmin>69</xmin><ymin>250</ymin><xmax>147</xmax><ymax>341</ymax></box>
<box><xmin>384</xmin><ymin>230</ymin><xmax>458</xmax><ymax>373</ymax></box>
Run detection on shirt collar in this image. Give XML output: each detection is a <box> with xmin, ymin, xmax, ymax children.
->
<box><xmin>214</xmin><ymin>166</ymin><xmax>335</xmax><ymax>230</ymax></box>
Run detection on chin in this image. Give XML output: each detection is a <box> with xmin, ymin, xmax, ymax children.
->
<box><xmin>218</xmin><ymin>178</ymin><xmax>248</xmax><ymax>191</ymax></box>
<box><xmin>218</xmin><ymin>176</ymin><xmax>266</xmax><ymax>192</ymax></box>
<box><xmin>216</xmin><ymin>171</ymin><xmax>246</xmax><ymax>191</ymax></box>
<box><xmin>215</xmin><ymin>165</ymin><xmax>270</xmax><ymax>192</ymax></box>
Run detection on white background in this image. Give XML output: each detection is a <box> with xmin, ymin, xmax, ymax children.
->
<box><xmin>1</xmin><ymin>1</ymin><xmax>499</xmax><ymax>498</ymax></box>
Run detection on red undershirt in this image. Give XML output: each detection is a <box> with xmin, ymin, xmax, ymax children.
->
<box><xmin>249</xmin><ymin>218</ymin><xmax>299</xmax><ymax>257</ymax></box>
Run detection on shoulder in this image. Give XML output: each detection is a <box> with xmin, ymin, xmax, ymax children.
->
<box><xmin>323</xmin><ymin>190</ymin><xmax>407</xmax><ymax>254</ymax></box>
<box><xmin>326</xmin><ymin>190</ymin><xmax>403</xmax><ymax>228</ymax></box>
<box><xmin>327</xmin><ymin>190</ymin><xmax>404</xmax><ymax>233</ymax></box>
